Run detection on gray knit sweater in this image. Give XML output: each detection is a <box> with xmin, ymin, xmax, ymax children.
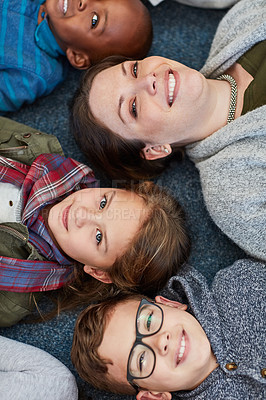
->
<box><xmin>0</xmin><ymin>336</ymin><xmax>78</xmax><ymax>400</ymax></box>
<box><xmin>186</xmin><ymin>0</ymin><xmax>266</xmax><ymax>261</ymax></box>
<box><xmin>163</xmin><ymin>259</ymin><xmax>266</xmax><ymax>399</ymax></box>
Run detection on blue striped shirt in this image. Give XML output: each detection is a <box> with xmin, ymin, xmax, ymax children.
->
<box><xmin>0</xmin><ymin>0</ymin><xmax>68</xmax><ymax>113</ymax></box>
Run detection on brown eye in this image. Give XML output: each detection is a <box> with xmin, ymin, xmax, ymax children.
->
<box><xmin>132</xmin><ymin>62</ymin><xmax>138</xmax><ymax>78</ymax></box>
<box><xmin>132</xmin><ymin>99</ymin><xmax>137</xmax><ymax>118</ymax></box>
<box><xmin>91</xmin><ymin>13</ymin><xmax>98</xmax><ymax>28</ymax></box>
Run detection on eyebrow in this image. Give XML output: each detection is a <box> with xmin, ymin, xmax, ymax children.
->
<box><xmin>118</xmin><ymin>63</ymin><xmax>127</xmax><ymax>124</ymax></box>
<box><xmin>99</xmin><ymin>11</ymin><xmax>108</xmax><ymax>36</ymax></box>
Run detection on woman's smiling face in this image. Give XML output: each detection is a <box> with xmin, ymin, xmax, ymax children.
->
<box><xmin>89</xmin><ymin>56</ymin><xmax>207</xmax><ymax>147</ymax></box>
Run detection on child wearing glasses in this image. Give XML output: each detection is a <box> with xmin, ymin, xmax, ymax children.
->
<box><xmin>0</xmin><ymin>117</ymin><xmax>190</xmax><ymax>327</ymax></box>
<box><xmin>71</xmin><ymin>258</ymin><xmax>266</xmax><ymax>399</ymax></box>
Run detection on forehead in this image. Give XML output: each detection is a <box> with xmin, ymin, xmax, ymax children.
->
<box><xmin>88</xmin><ymin>64</ymin><xmax>142</xmax><ymax>141</ymax></box>
<box><xmin>109</xmin><ymin>5</ymin><xmax>145</xmax><ymax>43</ymax></box>
<box><xmin>92</xmin><ymin>0</ymin><xmax>148</xmax><ymax>59</ymax></box>
<box><xmin>89</xmin><ymin>64</ymin><xmax>125</xmax><ymax>128</ymax></box>
<box><xmin>106</xmin><ymin>0</ymin><xmax>144</xmax><ymax>35</ymax></box>
<box><xmin>99</xmin><ymin>300</ymin><xmax>140</xmax><ymax>380</ymax></box>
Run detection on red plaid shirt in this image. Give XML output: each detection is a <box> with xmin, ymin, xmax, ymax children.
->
<box><xmin>0</xmin><ymin>154</ymin><xmax>98</xmax><ymax>292</ymax></box>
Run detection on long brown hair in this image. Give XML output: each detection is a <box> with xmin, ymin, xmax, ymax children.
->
<box><xmin>53</xmin><ymin>181</ymin><xmax>190</xmax><ymax>317</ymax></box>
<box><xmin>69</xmin><ymin>56</ymin><xmax>184</xmax><ymax>181</ymax></box>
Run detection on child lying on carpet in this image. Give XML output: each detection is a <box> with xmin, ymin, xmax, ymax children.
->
<box><xmin>71</xmin><ymin>259</ymin><xmax>266</xmax><ymax>400</ymax></box>
<box><xmin>0</xmin><ymin>117</ymin><xmax>190</xmax><ymax>327</ymax></box>
<box><xmin>0</xmin><ymin>0</ymin><xmax>152</xmax><ymax>112</ymax></box>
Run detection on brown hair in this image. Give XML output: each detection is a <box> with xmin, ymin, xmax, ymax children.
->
<box><xmin>71</xmin><ymin>293</ymin><xmax>145</xmax><ymax>394</ymax></box>
<box><xmin>69</xmin><ymin>56</ymin><xmax>184</xmax><ymax>181</ymax></box>
<box><xmin>53</xmin><ymin>181</ymin><xmax>190</xmax><ymax>317</ymax></box>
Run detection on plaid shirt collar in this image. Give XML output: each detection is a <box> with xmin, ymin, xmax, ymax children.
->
<box><xmin>0</xmin><ymin>154</ymin><xmax>98</xmax><ymax>292</ymax></box>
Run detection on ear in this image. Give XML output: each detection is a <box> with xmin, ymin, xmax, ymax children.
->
<box><xmin>66</xmin><ymin>48</ymin><xmax>91</xmax><ymax>69</ymax></box>
<box><xmin>155</xmin><ymin>295</ymin><xmax>187</xmax><ymax>311</ymax></box>
<box><xmin>136</xmin><ymin>390</ymin><xmax>172</xmax><ymax>400</ymax></box>
<box><xmin>142</xmin><ymin>145</ymin><xmax>172</xmax><ymax>161</ymax></box>
<box><xmin>83</xmin><ymin>266</ymin><xmax>112</xmax><ymax>284</ymax></box>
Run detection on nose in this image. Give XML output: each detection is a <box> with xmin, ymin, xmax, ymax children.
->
<box><xmin>134</xmin><ymin>73</ymin><xmax>157</xmax><ymax>96</ymax></box>
<box><xmin>75</xmin><ymin>206</ymin><xmax>99</xmax><ymax>228</ymax></box>
<box><xmin>146</xmin><ymin>331</ymin><xmax>170</xmax><ymax>356</ymax></box>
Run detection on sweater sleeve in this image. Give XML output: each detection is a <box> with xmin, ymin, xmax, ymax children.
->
<box><xmin>0</xmin><ymin>336</ymin><xmax>78</xmax><ymax>400</ymax></box>
<box><xmin>0</xmin><ymin>67</ymin><xmax>53</xmax><ymax>113</ymax></box>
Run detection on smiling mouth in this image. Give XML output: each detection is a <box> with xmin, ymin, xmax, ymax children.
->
<box><xmin>168</xmin><ymin>71</ymin><xmax>176</xmax><ymax>106</ymax></box>
<box><xmin>63</xmin><ymin>0</ymin><xmax>68</xmax><ymax>15</ymax></box>
<box><xmin>176</xmin><ymin>331</ymin><xmax>186</xmax><ymax>366</ymax></box>
<box><xmin>63</xmin><ymin>205</ymin><xmax>71</xmax><ymax>230</ymax></box>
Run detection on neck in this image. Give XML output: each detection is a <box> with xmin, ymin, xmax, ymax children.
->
<box><xmin>174</xmin><ymin>78</ymin><xmax>231</xmax><ymax>146</ymax></box>
<box><xmin>203</xmin><ymin>78</ymin><xmax>232</xmax><ymax>135</ymax></box>
<box><xmin>186</xmin><ymin>64</ymin><xmax>253</xmax><ymax>144</ymax></box>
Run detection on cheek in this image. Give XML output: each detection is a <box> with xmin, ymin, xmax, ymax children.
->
<box><xmin>146</xmin><ymin>100</ymin><xmax>166</xmax><ymax>122</ymax></box>
<box><xmin>67</xmin><ymin>238</ymin><xmax>91</xmax><ymax>263</ymax></box>
<box><xmin>142</xmin><ymin>365</ymin><xmax>173</xmax><ymax>392</ymax></box>
<box><xmin>139</xmin><ymin>106</ymin><xmax>168</xmax><ymax>137</ymax></box>
<box><xmin>55</xmin><ymin>22</ymin><xmax>82</xmax><ymax>47</ymax></box>
<box><xmin>189</xmin><ymin>329</ymin><xmax>211</xmax><ymax>366</ymax></box>
<box><xmin>68</xmin><ymin>232</ymin><xmax>87</xmax><ymax>250</ymax></box>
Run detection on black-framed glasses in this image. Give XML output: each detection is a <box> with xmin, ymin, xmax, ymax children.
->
<box><xmin>127</xmin><ymin>298</ymin><xmax>164</xmax><ymax>392</ymax></box>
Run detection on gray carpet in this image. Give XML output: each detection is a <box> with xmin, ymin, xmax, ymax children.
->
<box><xmin>0</xmin><ymin>1</ymin><xmax>245</xmax><ymax>399</ymax></box>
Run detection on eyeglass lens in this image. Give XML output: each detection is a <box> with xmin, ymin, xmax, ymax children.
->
<box><xmin>128</xmin><ymin>302</ymin><xmax>162</xmax><ymax>379</ymax></box>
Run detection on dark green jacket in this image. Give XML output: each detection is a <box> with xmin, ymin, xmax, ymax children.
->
<box><xmin>0</xmin><ymin>117</ymin><xmax>64</xmax><ymax>327</ymax></box>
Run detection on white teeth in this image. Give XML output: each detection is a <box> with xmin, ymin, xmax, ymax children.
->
<box><xmin>63</xmin><ymin>0</ymin><xmax>68</xmax><ymax>15</ymax></box>
<box><xmin>168</xmin><ymin>73</ymin><xmax>176</xmax><ymax>106</ymax></box>
<box><xmin>178</xmin><ymin>334</ymin><xmax>185</xmax><ymax>361</ymax></box>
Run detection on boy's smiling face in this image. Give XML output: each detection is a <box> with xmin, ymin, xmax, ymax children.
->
<box><xmin>42</xmin><ymin>0</ymin><xmax>151</xmax><ymax>68</ymax></box>
<box><xmin>99</xmin><ymin>296</ymin><xmax>218</xmax><ymax>399</ymax></box>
